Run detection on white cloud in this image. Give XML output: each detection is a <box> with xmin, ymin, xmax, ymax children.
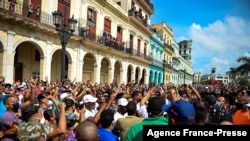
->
<box><xmin>186</xmin><ymin>16</ymin><xmax>250</xmax><ymax>75</ymax></box>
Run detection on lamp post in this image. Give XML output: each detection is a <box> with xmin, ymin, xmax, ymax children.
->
<box><xmin>162</xmin><ymin>59</ymin><xmax>166</xmax><ymax>84</ymax></box>
<box><xmin>52</xmin><ymin>8</ymin><xmax>77</xmax><ymax>81</ymax></box>
<box><xmin>183</xmin><ymin>68</ymin><xmax>186</xmax><ymax>85</ymax></box>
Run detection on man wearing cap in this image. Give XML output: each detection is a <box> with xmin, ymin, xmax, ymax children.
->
<box><xmin>114</xmin><ymin>98</ymin><xmax>128</xmax><ymax>123</ymax></box>
<box><xmin>82</xmin><ymin>94</ymin><xmax>107</xmax><ymax>124</ymax></box>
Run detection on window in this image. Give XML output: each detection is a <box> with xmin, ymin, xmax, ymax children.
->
<box><xmin>137</xmin><ymin>39</ymin><xmax>141</xmax><ymax>53</ymax></box>
<box><xmin>144</xmin><ymin>43</ymin><xmax>147</xmax><ymax>55</ymax></box>
<box><xmin>32</xmin><ymin>72</ymin><xmax>40</xmax><ymax>80</ymax></box>
<box><xmin>88</xmin><ymin>9</ymin><xmax>94</xmax><ymax>21</ymax></box>
<box><xmin>63</xmin><ymin>0</ymin><xmax>71</xmax><ymax>3</ymax></box>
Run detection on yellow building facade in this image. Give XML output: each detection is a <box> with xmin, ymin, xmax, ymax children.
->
<box><xmin>0</xmin><ymin>0</ymin><xmax>154</xmax><ymax>84</ymax></box>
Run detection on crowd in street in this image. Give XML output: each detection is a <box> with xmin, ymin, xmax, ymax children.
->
<box><xmin>0</xmin><ymin>75</ymin><xmax>250</xmax><ymax>141</ymax></box>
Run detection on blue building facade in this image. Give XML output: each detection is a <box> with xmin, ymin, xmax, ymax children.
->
<box><xmin>149</xmin><ymin>32</ymin><xmax>165</xmax><ymax>86</ymax></box>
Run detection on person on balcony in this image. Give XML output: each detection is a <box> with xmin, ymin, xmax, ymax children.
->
<box><xmin>27</xmin><ymin>4</ymin><xmax>33</xmax><ymax>17</ymax></box>
<box><xmin>8</xmin><ymin>0</ymin><xmax>17</xmax><ymax>12</ymax></box>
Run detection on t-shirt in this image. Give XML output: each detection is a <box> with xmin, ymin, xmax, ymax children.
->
<box><xmin>17</xmin><ymin>122</ymin><xmax>53</xmax><ymax>141</ymax></box>
<box><xmin>233</xmin><ymin>110</ymin><xmax>250</xmax><ymax>125</ymax></box>
<box><xmin>0</xmin><ymin>94</ymin><xmax>6</xmax><ymax>121</ymax></box>
<box><xmin>125</xmin><ymin>116</ymin><xmax>169</xmax><ymax>141</ymax></box>
<box><xmin>84</xmin><ymin>109</ymin><xmax>98</xmax><ymax>120</ymax></box>
<box><xmin>98</xmin><ymin>128</ymin><xmax>119</xmax><ymax>141</ymax></box>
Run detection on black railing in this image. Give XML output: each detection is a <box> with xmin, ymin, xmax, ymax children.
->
<box><xmin>0</xmin><ymin>0</ymin><xmax>53</xmax><ymax>26</ymax></box>
<box><xmin>165</xmin><ymin>63</ymin><xmax>173</xmax><ymax>70</ymax></box>
<box><xmin>152</xmin><ymin>58</ymin><xmax>162</xmax><ymax>67</ymax></box>
<box><xmin>164</xmin><ymin>43</ymin><xmax>175</xmax><ymax>52</ymax></box>
<box><xmin>128</xmin><ymin>9</ymin><xmax>149</xmax><ymax>28</ymax></box>
<box><xmin>144</xmin><ymin>0</ymin><xmax>154</xmax><ymax>12</ymax></box>
<box><xmin>83</xmin><ymin>33</ymin><xmax>152</xmax><ymax>61</ymax></box>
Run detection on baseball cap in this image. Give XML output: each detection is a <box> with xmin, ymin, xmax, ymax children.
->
<box><xmin>17</xmin><ymin>82</ymin><xmax>27</xmax><ymax>90</ymax></box>
<box><xmin>162</xmin><ymin>99</ymin><xmax>196</xmax><ymax>125</ymax></box>
<box><xmin>82</xmin><ymin>94</ymin><xmax>97</xmax><ymax>103</ymax></box>
<box><xmin>117</xmin><ymin>98</ymin><xmax>128</xmax><ymax>106</ymax></box>
<box><xmin>60</xmin><ymin>93</ymin><xmax>69</xmax><ymax>101</ymax></box>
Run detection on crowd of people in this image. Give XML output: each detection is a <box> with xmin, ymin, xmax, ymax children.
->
<box><xmin>0</xmin><ymin>75</ymin><xmax>250</xmax><ymax>141</ymax></box>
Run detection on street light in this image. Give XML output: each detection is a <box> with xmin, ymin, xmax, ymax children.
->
<box><xmin>52</xmin><ymin>8</ymin><xmax>77</xmax><ymax>81</ymax></box>
<box><xmin>162</xmin><ymin>59</ymin><xmax>166</xmax><ymax>84</ymax></box>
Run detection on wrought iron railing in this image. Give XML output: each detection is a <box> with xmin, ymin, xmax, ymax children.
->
<box><xmin>144</xmin><ymin>0</ymin><xmax>154</xmax><ymax>12</ymax></box>
<box><xmin>128</xmin><ymin>10</ymin><xmax>149</xmax><ymax>28</ymax></box>
<box><xmin>0</xmin><ymin>0</ymin><xmax>54</xmax><ymax>26</ymax></box>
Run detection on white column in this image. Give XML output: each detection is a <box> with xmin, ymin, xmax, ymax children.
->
<box><xmin>122</xmin><ymin>61</ymin><xmax>127</xmax><ymax>84</ymax></box>
<box><xmin>70</xmin><ymin>48</ymin><xmax>78</xmax><ymax>81</ymax></box>
<box><xmin>98</xmin><ymin>10</ymin><xmax>104</xmax><ymax>36</ymax></box>
<box><xmin>78</xmin><ymin>45</ymin><xmax>84</xmax><ymax>82</ymax></box>
<box><xmin>5</xmin><ymin>31</ymin><xmax>15</xmax><ymax>84</ymax></box>
<box><xmin>94</xmin><ymin>62</ymin><xmax>101</xmax><ymax>84</ymax></box>
<box><xmin>40</xmin><ymin>41</ymin><xmax>52</xmax><ymax>82</ymax></box>
<box><xmin>108</xmin><ymin>58</ymin><xmax>115</xmax><ymax>84</ymax></box>
<box><xmin>131</xmin><ymin>66</ymin><xmax>135</xmax><ymax>82</ymax></box>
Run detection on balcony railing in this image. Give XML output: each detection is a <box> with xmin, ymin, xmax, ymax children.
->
<box><xmin>164</xmin><ymin>43</ymin><xmax>175</xmax><ymax>53</ymax></box>
<box><xmin>82</xmin><ymin>33</ymin><xmax>152</xmax><ymax>62</ymax></box>
<box><xmin>0</xmin><ymin>0</ymin><xmax>53</xmax><ymax>26</ymax></box>
<box><xmin>164</xmin><ymin>63</ymin><xmax>173</xmax><ymax>70</ymax></box>
<box><xmin>144</xmin><ymin>0</ymin><xmax>154</xmax><ymax>12</ymax></box>
<box><xmin>152</xmin><ymin>58</ymin><xmax>163</xmax><ymax>67</ymax></box>
<box><xmin>128</xmin><ymin>9</ymin><xmax>149</xmax><ymax>28</ymax></box>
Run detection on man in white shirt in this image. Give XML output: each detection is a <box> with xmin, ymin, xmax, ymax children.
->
<box><xmin>114</xmin><ymin>98</ymin><xmax>128</xmax><ymax>123</ymax></box>
<box><xmin>82</xmin><ymin>94</ymin><xmax>107</xmax><ymax>124</ymax></box>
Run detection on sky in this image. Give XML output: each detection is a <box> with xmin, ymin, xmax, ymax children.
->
<box><xmin>151</xmin><ymin>0</ymin><xmax>250</xmax><ymax>76</ymax></box>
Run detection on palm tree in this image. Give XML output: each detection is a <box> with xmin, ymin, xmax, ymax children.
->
<box><xmin>226</xmin><ymin>67</ymin><xmax>238</xmax><ymax>82</ymax></box>
<box><xmin>236</xmin><ymin>56</ymin><xmax>250</xmax><ymax>77</ymax></box>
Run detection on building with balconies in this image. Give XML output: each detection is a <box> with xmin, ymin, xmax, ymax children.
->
<box><xmin>172</xmin><ymin>40</ymin><xmax>181</xmax><ymax>85</ymax></box>
<box><xmin>148</xmin><ymin>30</ymin><xmax>164</xmax><ymax>85</ymax></box>
<box><xmin>0</xmin><ymin>0</ymin><xmax>154</xmax><ymax>85</ymax></box>
<box><xmin>151</xmin><ymin>22</ymin><xmax>174</xmax><ymax>84</ymax></box>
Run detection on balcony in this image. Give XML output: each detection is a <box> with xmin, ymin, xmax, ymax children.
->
<box><xmin>128</xmin><ymin>48</ymin><xmax>152</xmax><ymax>61</ymax></box>
<box><xmin>81</xmin><ymin>33</ymin><xmax>152</xmax><ymax>62</ymax></box>
<box><xmin>172</xmin><ymin>56</ymin><xmax>180</xmax><ymax>64</ymax></box>
<box><xmin>128</xmin><ymin>9</ymin><xmax>152</xmax><ymax>36</ymax></box>
<box><xmin>164</xmin><ymin>43</ymin><xmax>175</xmax><ymax>53</ymax></box>
<box><xmin>128</xmin><ymin>10</ymin><xmax>148</xmax><ymax>27</ymax></box>
<box><xmin>0</xmin><ymin>0</ymin><xmax>86</xmax><ymax>38</ymax></box>
<box><xmin>137</xmin><ymin>0</ymin><xmax>154</xmax><ymax>15</ymax></box>
<box><xmin>0</xmin><ymin>0</ymin><xmax>57</xmax><ymax>34</ymax></box>
<box><xmin>152</xmin><ymin>58</ymin><xmax>163</xmax><ymax>67</ymax></box>
<box><xmin>164</xmin><ymin>62</ymin><xmax>173</xmax><ymax>71</ymax></box>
